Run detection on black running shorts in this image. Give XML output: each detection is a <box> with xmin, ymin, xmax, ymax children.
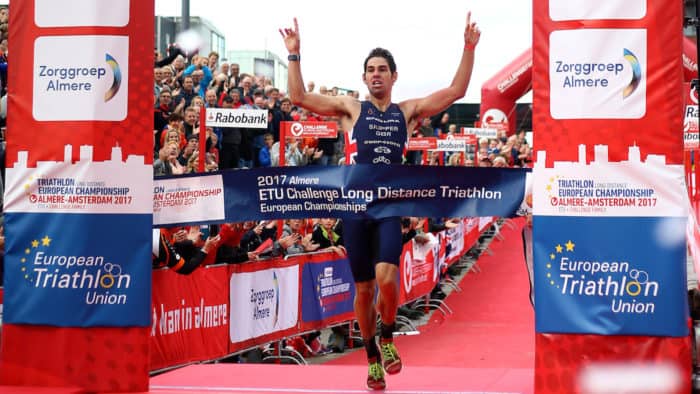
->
<box><xmin>343</xmin><ymin>217</ymin><xmax>402</xmax><ymax>282</ymax></box>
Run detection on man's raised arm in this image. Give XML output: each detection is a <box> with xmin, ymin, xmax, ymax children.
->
<box><xmin>402</xmin><ymin>12</ymin><xmax>481</xmax><ymax>122</ymax></box>
<box><xmin>279</xmin><ymin>18</ymin><xmax>354</xmax><ymax>117</ymax></box>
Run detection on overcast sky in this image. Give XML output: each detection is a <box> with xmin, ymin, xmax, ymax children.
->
<box><xmin>155</xmin><ymin>0</ymin><xmax>533</xmax><ymax>103</ymax></box>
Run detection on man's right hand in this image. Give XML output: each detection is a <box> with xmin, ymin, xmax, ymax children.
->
<box><xmin>279</xmin><ymin>18</ymin><xmax>300</xmax><ymax>55</ymax></box>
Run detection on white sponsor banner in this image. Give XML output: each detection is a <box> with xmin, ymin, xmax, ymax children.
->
<box><xmin>33</xmin><ymin>36</ymin><xmax>129</xmax><ymax>121</ymax></box>
<box><xmin>550</xmin><ymin>0</ymin><xmax>646</xmax><ymax>21</ymax></box>
<box><xmin>153</xmin><ymin>175</ymin><xmax>225</xmax><ymax>225</ymax></box>
<box><xmin>35</xmin><ymin>0</ymin><xmax>130</xmax><ymax>27</ymax></box>
<box><xmin>5</xmin><ymin>145</ymin><xmax>151</xmax><ymax>214</ymax></box>
<box><xmin>550</xmin><ymin>29</ymin><xmax>646</xmax><ymax>120</ymax></box>
<box><xmin>205</xmin><ymin>108</ymin><xmax>268</xmax><ymax>129</ymax></box>
<box><xmin>436</xmin><ymin>139</ymin><xmax>466</xmax><ymax>152</ymax></box>
<box><xmin>461</xmin><ymin>127</ymin><xmax>498</xmax><ymax>139</ymax></box>
<box><xmin>478</xmin><ymin>217</ymin><xmax>493</xmax><ymax>231</ymax></box>
<box><xmin>533</xmin><ymin>146</ymin><xmax>686</xmax><ymax>217</ymax></box>
<box><xmin>229</xmin><ymin>265</ymin><xmax>299</xmax><ymax>343</ymax></box>
<box><xmin>445</xmin><ymin>221</ymin><xmax>465</xmax><ymax>261</ymax></box>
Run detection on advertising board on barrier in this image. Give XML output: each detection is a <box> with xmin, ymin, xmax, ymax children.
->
<box><xmin>461</xmin><ymin>127</ymin><xmax>497</xmax><ymax>139</ymax></box>
<box><xmin>533</xmin><ymin>146</ymin><xmax>688</xmax><ymax>336</ymax></box>
<box><xmin>399</xmin><ymin>237</ymin><xmax>439</xmax><ymax>304</ymax></box>
<box><xmin>300</xmin><ymin>255</ymin><xmax>355</xmax><ymax>326</ymax></box>
<box><xmin>229</xmin><ymin>264</ymin><xmax>299</xmax><ymax>343</ymax></box>
<box><xmin>445</xmin><ymin>221</ymin><xmax>466</xmax><ymax>264</ymax></box>
<box><xmin>407</xmin><ymin>137</ymin><xmax>437</xmax><ymax>151</ymax></box>
<box><xmin>281</xmin><ymin>121</ymin><xmax>338</xmax><ymax>138</ymax></box>
<box><xmin>151</xmin><ymin>266</ymin><xmax>229</xmax><ymax>370</ymax></box>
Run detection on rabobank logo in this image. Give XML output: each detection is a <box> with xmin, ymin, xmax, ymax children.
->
<box><xmin>33</xmin><ymin>35</ymin><xmax>129</xmax><ymax>121</ymax></box>
<box><xmin>543</xmin><ymin>238</ymin><xmax>659</xmax><ymax>315</ymax></box>
<box><xmin>20</xmin><ymin>233</ymin><xmax>132</xmax><ymax>306</ymax></box>
<box><xmin>550</xmin><ymin>29</ymin><xmax>646</xmax><ymax>120</ymax></box>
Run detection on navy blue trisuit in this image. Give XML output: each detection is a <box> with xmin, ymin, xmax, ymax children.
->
<box><xmin>344</xmin><ymin>100</ymin><xmax>408</xmax><ymax>282</ymax></box>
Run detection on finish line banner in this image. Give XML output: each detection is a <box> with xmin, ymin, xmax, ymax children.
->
<box><xmin>153</xmin><ymin>165</ymin><xmax>529</xmax><ymax>227</ymax></box>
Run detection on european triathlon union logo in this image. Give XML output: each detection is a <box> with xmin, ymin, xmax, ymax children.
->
<box><xmin>534</xmin><ymin>215</ymin><xmax>689</xmax><ymax>336</ymax></box>
<box><xmin>104</xmin><ymin>53</ymin><xmax>121</xmax><ymax>102</ymax></box>
<box><xmin>19</xmin><ymin>232</ymin><xmax>132</xmax><ymax>305</ymax></box>
<box><xmin>623</xmin><ymin>48</ymin><xmax>641</xmax><ymax>99</ymax></box>
<box><xmin>542</xmin><ymin>238</ymin><xmax>658</xmax><ymax>315</ymax></box>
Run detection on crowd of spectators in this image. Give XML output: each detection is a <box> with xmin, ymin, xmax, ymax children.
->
<box><xmin>151</xmin><ymin>43</ymin><xmax>533</xmax><ymax>277</ymax></box>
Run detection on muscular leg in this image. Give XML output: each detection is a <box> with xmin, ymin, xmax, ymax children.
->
<box><xmin>375</xmin><ymin>262</ymin><xmax>399</xmax><ymax>326</ymax></box>
<box><xmin>354</xmin><ymin>279</ymin><xmax>378</xmax><ymax>344</ymax></box>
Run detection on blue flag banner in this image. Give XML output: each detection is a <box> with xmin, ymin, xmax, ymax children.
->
<box><xmin>533</xmin><ymin>216</ymin><xmax>688</xmax><ymax>336</ymax></box>
<box><xmin>153</xmin><ymin>164</ymin><xmax>530</xmax><ymax>227</ymax></box>
<box><xmin>300</xmin><ymin>257</ymin><xmax>356</xmax><ymax>324</ymax></box>
<box><xmin>2</xmin><ymin>212</ymin><xmax>152</xmax><ymax>327</ymax></box>
<box><xmin>532</xmin><ymin>148</ymin><xmax>689</xmax><ymax>337</ymax></box>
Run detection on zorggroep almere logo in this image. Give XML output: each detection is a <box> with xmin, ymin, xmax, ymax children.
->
<box><xmin>550</xmin><ymin>29</ymin><xmax>646</xmax><ymax>119</ymax></box>
<box><xmin>250</xmin><ymin>270</ymin><xmax>280</xmax><ymax>326</ymax></box>
<box><xmin>33</xmin><ymin>35</ymin><xmax>129</xmax><ymax>121</ymax></box>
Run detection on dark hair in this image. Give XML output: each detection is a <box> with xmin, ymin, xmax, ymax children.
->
<box><xmin>363</xmin><ymin>47</ymin><xmax>396</xmax><ymax>73</ymax></box>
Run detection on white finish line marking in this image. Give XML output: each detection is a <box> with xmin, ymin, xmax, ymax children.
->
<box><xmin>150</xmin><ymin>385</ymin><xmax>521</xmax><ymax>394</ymax></box>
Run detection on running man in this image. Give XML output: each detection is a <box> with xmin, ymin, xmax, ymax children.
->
<box><xmin>280</xmin><ymin>14</ymin><xmax>480</xmax><ymax>390</ymax></box>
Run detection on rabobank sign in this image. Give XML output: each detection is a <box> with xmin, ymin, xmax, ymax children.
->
<box><xmin>206</xmin><ymin>108</ymin><xmax>268</xmax><ymax>129</ymax></box>
<box><xmin>550</xmin><ymin>29</ymin><xmax>646</xmax><ymax>120</ymax></box>
<box><xmin>33</xmin><ymin>35</ymin><xmax>128</xmax><ymax>121</ymax></box>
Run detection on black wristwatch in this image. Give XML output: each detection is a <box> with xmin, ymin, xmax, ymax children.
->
<box><xmin>287</xmin><ymin>54</ymin><xmax>300</xmax><ymax>62</ymax></box>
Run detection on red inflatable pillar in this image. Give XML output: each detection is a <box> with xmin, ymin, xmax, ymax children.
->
<box><xmin>479</xmin><ymin>48</ymin><xmax>532</xmax><ymax>135</ymax></box>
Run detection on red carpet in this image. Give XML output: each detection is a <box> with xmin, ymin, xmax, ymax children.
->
<box><xmin>328</xmin><ymin>218</ymin><xmax>534</xmax><ymax>370</ymax></box>
<box><xmin>146</xmin><ymin>218</ymin><xmax>535</xmax><ymax>394</ymax></box>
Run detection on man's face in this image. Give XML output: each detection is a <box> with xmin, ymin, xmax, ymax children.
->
<box><xmin>264</xmin><ymin>136</ymin><xmax>274</xmax><ymax>147</ymax></box>
<box><xmin>192</xmin><ymin>71</ymin><xmax>203</xmax><ymax>83</ymax></box>
<box><xmin>363</xmin><ymin>57</ymin><xmax>395</xmax><ymax>98</ymax></box>
<box><xmin>185</xmin><ymin>111</ymin><xmax>197</xmax><ymax>125</ymax></box>
<box><xmin>154</xmin><ymin>68</ymin><xmax>163</xmax><ymax>81</ymax></box>
<box><xmin>281</xmin><ymin>101</ymin><xmax>291</xmax><ymax>113</ymax></box>
<box><xmin>183</xmin><ymin>77</ymin><xmax>194</xmax><ymax>91</ymax></box>
<box><xmin>205</xmin><ymin>90</ymin><xmax>217</xmax><ymax>105</ymax></box>
<box><xmin>159</xmin><ymin>92</ymin><xmax>172</xmax><ymax>105</ymax></box>
<box><xmin>254</xmin><ymin>97</ymin><xmax>265</xmax><ymax>108</ymax></box>
<box><xmin>230</xmin><ymin>64</ymin><xmax>240</xmax><ymax>76</ymax></box>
